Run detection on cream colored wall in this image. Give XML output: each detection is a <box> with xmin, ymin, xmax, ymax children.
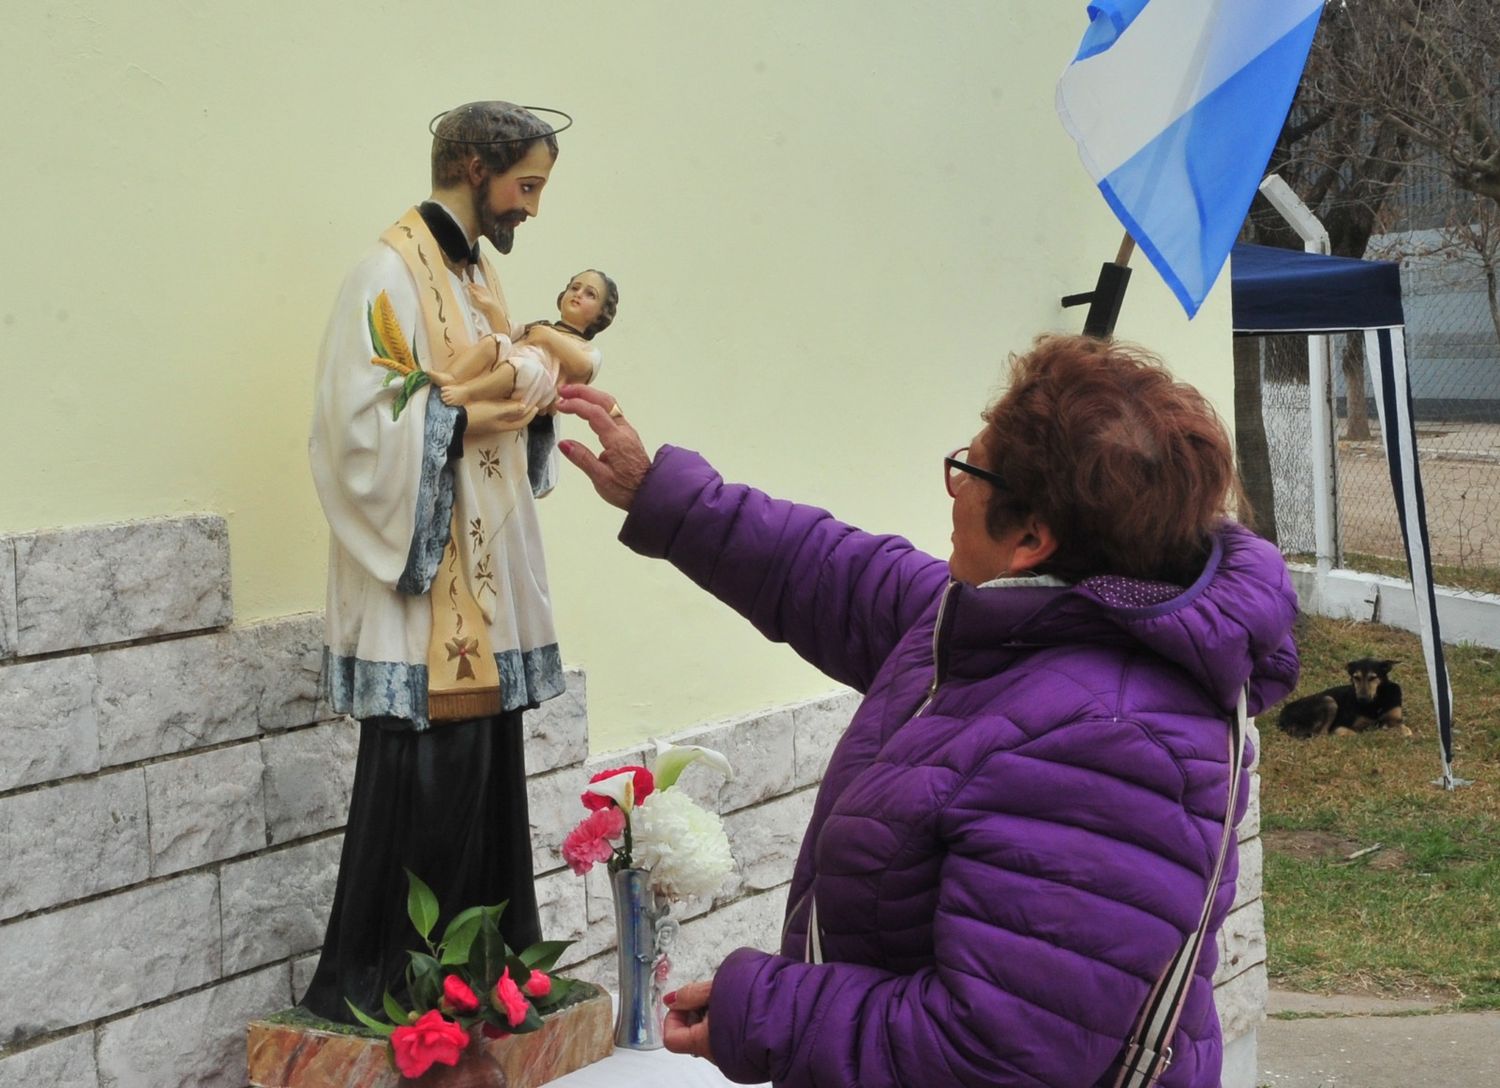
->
<box><xmin>3</xmin><ymin>2</ymin><xmax>1232</xmax><ymax>752</ymax></box>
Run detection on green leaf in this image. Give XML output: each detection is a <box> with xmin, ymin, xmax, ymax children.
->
<box><xmin>405</xmin><ymin>869</ymin><xmax>440</xmax><ymax>940</ymax></box>
<box><xmin>440</xmin><ymin>908</ymin><xmax>484</xmax><ymax>967</ymax></box>
<box><xmin>531</xmin><ymin>976</ymin><xmax>572</xmax><ymax>1009</ymax></box>
<box><xmin>382</xmin><ymin>991</ymin><xmax>410</xmax><ymax>1026</ymax></box>
<box><xmin>408</xmin><ymin>952</ymin><xmax>442</xmax><ymax>1010</ymax></box>
<box><xmin>389</xmin><ymin>370</ymin><xmax>431</xmax><ymax>422</ymax></box>
<box><xmin>344</xmin><ymin>1000</ymin><xmax>396</xmax><ymax>1037</ymax></box>
<box><xmin>366</xmin><ymin>300</ymin><xmax>390</xmax><ymax>359</ymax></box>
<box><xmin>476</xmin><ymin>913</ymin><xmax>509</xmax><ymax>988</ymax></box>
<box><xmin>504</xmin><ymin>953</ymin><xmax>530</xmax><ymax>982</ymax></box>
<box><xmin>403</xmin><ymin>369</ymin><xmax>431</xmax><ymax>397</ymax></box>
<box><xmin>442</xmin><ymin>905</ymin><xmax>486</xmax><ymax>945</ymax></box>
<box><xmin>518</xmin><ymin>940</ymin><xmax>572</xmax><ymax>975</ymax></box>
<box><xmin>517</xmin><ymin>1004</ymin><xmax>544</xmax><ymax>1033</ymax></box>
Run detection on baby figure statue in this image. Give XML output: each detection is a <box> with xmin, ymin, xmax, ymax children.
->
<box><xmin>429</xmin><ymin>268</ymin><xmax>619</xmax><ymax>431</ymax></box>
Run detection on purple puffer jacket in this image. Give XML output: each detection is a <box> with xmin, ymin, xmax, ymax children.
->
<box><xmin>620</xmin><ymin>447</ymin><xmax>1299</xmax><ymax>1088</ymax></box>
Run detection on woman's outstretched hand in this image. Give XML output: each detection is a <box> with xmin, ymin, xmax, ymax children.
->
<box><xmin>555</xmin><ymin>384</ymin><xmax>651</xmax><ymax>511</ymax></box>
<box><xmin>662</xmin><ymin>979</ymin><xmax>715</xmax><ymax>1062</ymax></box>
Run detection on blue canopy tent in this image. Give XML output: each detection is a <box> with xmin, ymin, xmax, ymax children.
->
<box><xmin>1230</xmin><ymin>242</ymin><xmax>1459</xmax><ymax>787</ymax></box>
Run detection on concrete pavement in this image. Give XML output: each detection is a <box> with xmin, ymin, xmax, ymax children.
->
<box><xmin>1258</xmin><ymin>990</ymin><xmax>1500</xmax><ymax>1087</ymax></box>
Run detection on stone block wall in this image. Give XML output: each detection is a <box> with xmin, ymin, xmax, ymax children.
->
<box><xmin>0</xmin><ymin>514</ymin><xmax>1268</xmax><ymax>1087</ymax></box>
<box><xmin>0</xmin><ymin>517</ymin><xmax>342</xmax><ymax>1088</ymax></box>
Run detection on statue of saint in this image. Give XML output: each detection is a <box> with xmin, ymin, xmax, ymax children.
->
<box><xmin>303</xmin><ymin>101</ymin><xmax>573</xmax><ymax>1022</ymax></box>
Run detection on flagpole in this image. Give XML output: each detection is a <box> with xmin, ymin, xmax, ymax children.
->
<box><xmin>1061</xmin><ymin>229</ymin><xmax>1136</xmax><ymax>338</ymax></box>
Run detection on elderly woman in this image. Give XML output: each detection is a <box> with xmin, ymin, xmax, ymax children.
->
<box><xmin>556</xmin><ymin>335</ymin><xmax>1298</xmax><ymax>1088</ymax></box>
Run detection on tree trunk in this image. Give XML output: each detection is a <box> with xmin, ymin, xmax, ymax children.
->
<box><xmin>1233</xmin><ymin>337</ymin><xmax>1278</xmax><ymax>543</ymax></box>
<box><xmin>1484</xmin><ymin>260</ymin><xmax>1500</xmax><ymax>350</ymax></box>
<box><xmin>1341</xmin><ymin>336</ymin><xmax>1371</xmax><ymax>441</ymax></box>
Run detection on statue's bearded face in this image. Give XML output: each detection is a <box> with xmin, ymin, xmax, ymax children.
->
<box><xmin>474</xmin><ymin>141</ymin><xmax>554</xmax><ymax>254</ymax></box>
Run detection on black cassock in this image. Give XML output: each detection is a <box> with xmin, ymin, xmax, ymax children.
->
<box><xmin>300</xmin><ymin>711</ymin><xmax>541</xmax><ymax>1022</ymax></box>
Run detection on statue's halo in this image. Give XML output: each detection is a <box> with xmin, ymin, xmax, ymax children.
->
<box><xmin>427</xmin><ymin>106</ymin><xmax>574</xmax><ymax>145</ymax></box>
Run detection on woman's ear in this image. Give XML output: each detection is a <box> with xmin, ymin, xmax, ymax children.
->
<box><xmin>1008</xmin><ymin>516</ymin><xmax>1059</xmax><ymax>574</ymax></box>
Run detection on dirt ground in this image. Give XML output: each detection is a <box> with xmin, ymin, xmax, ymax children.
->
<box><xmin>1336</xmin><ymin>421</ymin><xmax>1500</xmax><ymax>581</ymax></box>
<box><xmin>1262</xmin><ymin>830</ymin><xmax>1411</xmax><ymax>871</ymax></box>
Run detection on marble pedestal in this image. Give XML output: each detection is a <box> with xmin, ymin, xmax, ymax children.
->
<box><xmin>247</xmin><ymin>986</ymin><xmax>613</xmax><ymax>1088</ymax></box>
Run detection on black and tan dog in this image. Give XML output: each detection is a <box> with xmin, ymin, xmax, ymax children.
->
<box><xmin>1276</xmin><ymin>658</ymin><xmax>1408</xmax><ymax>738</ymax></box>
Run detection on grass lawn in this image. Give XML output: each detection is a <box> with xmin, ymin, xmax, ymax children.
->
<box><xmin>1257</xmin><ymin>612</ymin><xmax>1500</xmax><ymax>1010</ymax></box>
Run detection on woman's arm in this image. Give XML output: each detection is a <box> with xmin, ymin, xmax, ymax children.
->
<box><xmin>619</xmin><ymin>447</ymin><xmax>947</xmax><ymax>691</ymax></box>
<box><xmin>555</xmin><ymin>385</ymin><xmax>947</xmax><ymax>691</ymax></box>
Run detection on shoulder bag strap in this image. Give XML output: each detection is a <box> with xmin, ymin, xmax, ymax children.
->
<box><xmin>1113</xmin><ymin>687</ymin><xmax>1248</xmax><ymax>1088</ymax></box>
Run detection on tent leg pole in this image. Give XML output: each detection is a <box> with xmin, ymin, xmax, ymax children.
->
<box><xmin>1309</xmin><ymin>332</ymin><xmax>1336</xmax><ymax>576</ymax></box>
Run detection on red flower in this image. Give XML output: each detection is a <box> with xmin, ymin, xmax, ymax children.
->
<box><xmin>390</xmin><ymin>1009</ymin><xmax>470</xmax><ymax>1079</ymax></box>
<box><xmin>581</xmin><ymin>765</ymin><xmax>655</xmax><ymax>810</ymax></box>
<box><xmin>523</xmin><ymin>969</ymin><xmax>552</xmax><ymax>998</ymax></box>
<box><xmin>441</xmin><ymin>974</ymin><xmax>480</xmax><ymax>1014</ymax></box>
<box><xmin>480</xmin><ymin>1022</ymin><xmax>509</xmax><ymax>1041</ymax></box>
<box><xmin>561</xmin><ymin>805</ymin><xmax>626</xmax><ymax>876</ymax></box>
<box><xmin>493</xmin><ymin>968</ymin><xmax>531</xmax><ymax>1028</ymax></box>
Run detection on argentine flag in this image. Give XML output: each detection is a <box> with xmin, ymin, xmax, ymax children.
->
<box><xmin>1057</xmin><ymin>0</ymin><xmax>1323</xmax><ymax>316</ymax></box>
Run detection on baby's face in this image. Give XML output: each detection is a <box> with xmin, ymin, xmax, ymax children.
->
<box><xmin>560</xmin><ymin>272</ymin><xmax>607</xmax><ymax>329</ymax></box>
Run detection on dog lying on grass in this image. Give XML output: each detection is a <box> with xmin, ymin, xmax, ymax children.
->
<box><xmin>1276</xmin><ymin>658</ymin><xmax>1409</xmax><ymax>738</ymax></box>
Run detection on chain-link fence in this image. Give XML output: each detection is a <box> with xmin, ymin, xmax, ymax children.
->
<box><xmin>1251</xmin><ymin>244</ymin><xmax>1500</xmax><ymax>599</ymax></box>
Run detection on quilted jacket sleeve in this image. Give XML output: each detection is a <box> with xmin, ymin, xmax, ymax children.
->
<box><xmin>706</xmin><ymin>733</ymin><xmax>1228</xmax><ymax>1088</ymax></box>
<box><xmin>618</xmin><ymin>445</ymin><xmax>950</xmax><ymax>693</ymax></box>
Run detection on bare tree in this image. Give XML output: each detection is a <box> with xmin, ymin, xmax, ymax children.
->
<box><xmin>1236</xmin><ymin>2</ymin><xmax>1421</xmax><ymax>525</ymax></box>
<box><xmin>1352</xmin><ymin>0</ymin><xmax>1500</xmax><ymax>206</ymax></box>
<box><xmin>1370</xmin><ymin>180</ymin><xmax>1500</xmax><ymax>348</ymax></box>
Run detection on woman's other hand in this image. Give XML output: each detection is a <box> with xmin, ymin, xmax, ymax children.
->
<box><xmin>555</xmin><ymin>384</ymin><xmax>650</xmax><ymax>511</ymax></box>
<box><xmin>662</xmin><ymin>979</ymin><xmax>715</xmax><ymax>1062</ymax></box>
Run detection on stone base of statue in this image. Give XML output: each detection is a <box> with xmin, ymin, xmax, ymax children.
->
<box><xmin>246</xmin><ymin>984</ymin><xmax>613</xmax><ymax>1088</ymax></box>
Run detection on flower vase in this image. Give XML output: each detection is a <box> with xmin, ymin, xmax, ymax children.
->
<box><xmin>610</xmin><ymin>867</ymin><xmax>679</xmax><ymax>1049</ymax></box>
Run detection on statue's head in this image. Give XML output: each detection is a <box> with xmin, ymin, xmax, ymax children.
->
<box><xmin>557</xmin><ymin>269</ymin><xmax>619</xmax><ymax>339</ymax></box>
<box><xmin>430</xmin><ymin>102</ymin><xmax>562</xmax><ymax>254</ymax></box>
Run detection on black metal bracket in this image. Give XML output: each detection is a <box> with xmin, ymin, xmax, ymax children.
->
<box><xmin>1061</xmin><ymin>261</ymin><xmax>1133</xmax><ymax>339</ymax></box>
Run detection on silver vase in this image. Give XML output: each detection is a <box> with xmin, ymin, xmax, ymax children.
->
<box><xmin>611</xmin><ymin>867</ymin><xmax>679</xmax><ymax>1049</ymax></box>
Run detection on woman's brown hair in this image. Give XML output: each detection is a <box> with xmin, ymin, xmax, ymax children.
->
<box><xmin>982</xmin><ymin>335</ymin><xmax>1247</xmax><ymax>585</ymax></box>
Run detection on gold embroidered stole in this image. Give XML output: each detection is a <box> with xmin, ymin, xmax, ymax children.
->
<box><xmin>379</xmin><ymin>207</ymin><xmax>527</xmax><ymax>722</ymax></box>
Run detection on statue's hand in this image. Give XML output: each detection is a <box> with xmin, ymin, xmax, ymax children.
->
<box><xmin>465</xmin><ymin>281</ymin><xmax>509</xmax><ymax>331</ymax></box>
<box><xmin>555</xmin><ymin>384</ymin><xmax>650</xmax><ymax>511</ymax></box>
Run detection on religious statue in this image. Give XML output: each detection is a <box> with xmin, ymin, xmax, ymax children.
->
<box><xmin>302</xmin><ymin>101</ymin><xmax>577</xmax><ymax>1023</ymax></box>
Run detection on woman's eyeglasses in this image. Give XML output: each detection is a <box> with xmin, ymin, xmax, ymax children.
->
<box><xmin>945</xmin><ymin>447</ymin><xmax>1005</xmax><ymax>498</ymax></box>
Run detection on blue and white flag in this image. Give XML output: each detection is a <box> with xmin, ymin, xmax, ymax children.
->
<box><xmin>1057</xmin><ymin>0</ymin><xmax>1324</xmax><ymax>316</ymax></box>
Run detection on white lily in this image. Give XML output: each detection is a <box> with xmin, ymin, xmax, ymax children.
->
<box><xmin>583</xmin><ymin>770</ymin><xmax>637</xmax><ymax>812</ymax></box>
<box><xmin>651</xmin><ymin>742</ymin><xmax>734</xmax><ymax>792</ymax></box>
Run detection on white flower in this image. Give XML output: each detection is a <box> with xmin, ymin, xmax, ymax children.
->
<box><xmin>651</xmin><ymin>743</ymin><xmax>734</xmax><ymax>791</ymax></box>
<box><xmin>630</xmin><ymin>789</ymin><xmax>734</xmax><ymax>900</ymax></box>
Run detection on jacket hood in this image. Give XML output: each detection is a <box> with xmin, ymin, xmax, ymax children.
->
<box><xmin>943</xmin><ymin>522</ymin><xmax>1300</xmax><ymax>714</ymax></box>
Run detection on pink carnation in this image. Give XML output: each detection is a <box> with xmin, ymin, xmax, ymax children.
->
<box><xmin>390</xmin><ymin>1009</ymin><xmax>469</xmax><ymax>1079</ymax></box>
<box><xmin>561</xmin><ymin>805</ymin><xmax>626</xmax><ymax>875</ymax></box>
<box><xmin>523</xmin><ymin>969</ymin><xmax>552</xmax><ymax>998</ymax></box>
<box><xmin>441</xmin><ymin>974</ymin><xmax>479</xmax><ymax>1014</ymax></box>
<box><xmin>493</xmin><ymin>968</ymin><xmax>531</xmax><ymax>1028</ymax></box>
